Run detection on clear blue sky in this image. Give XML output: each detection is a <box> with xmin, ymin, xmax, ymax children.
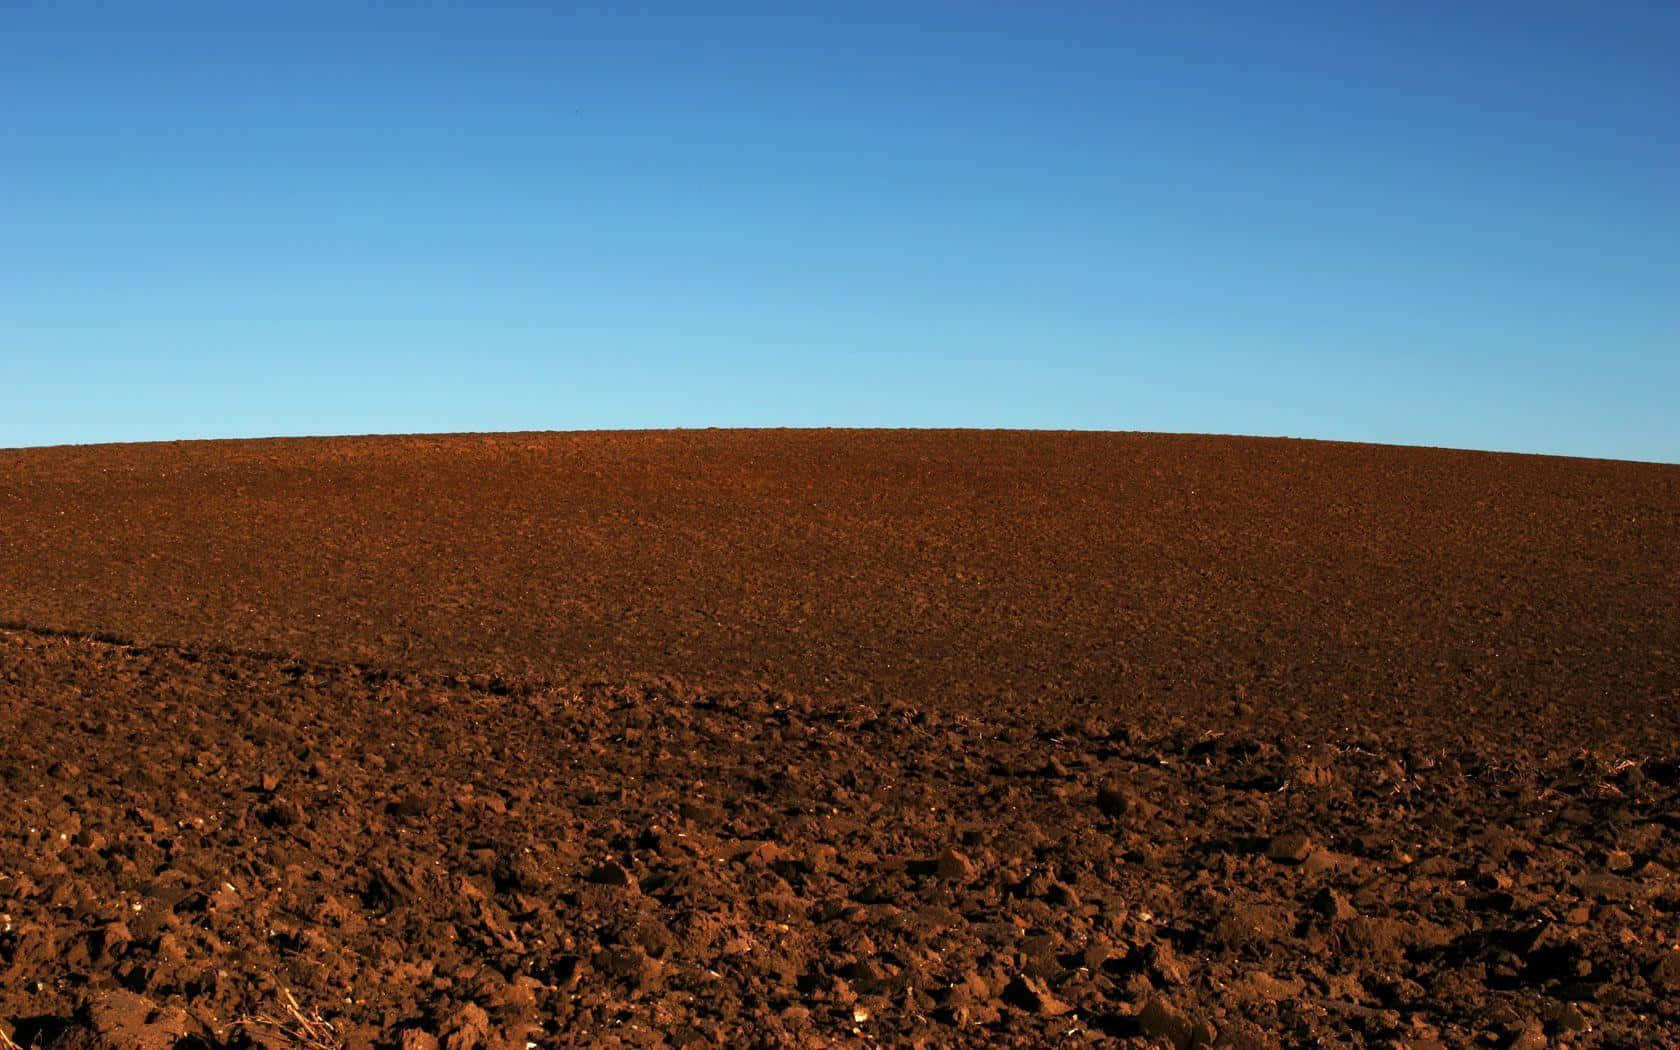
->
<box><xmin>4</xmin><ymin>2</ymin><xmax>1676</xmax><ymax>461</ymax></box>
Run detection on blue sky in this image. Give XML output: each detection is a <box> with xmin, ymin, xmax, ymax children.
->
<box><xmin>4</xmin><ymin>2</ymin><xmax>1676</xmax><ymax>461</ymax></box>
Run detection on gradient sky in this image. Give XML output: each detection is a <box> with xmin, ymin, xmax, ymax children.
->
<box><xmin>4</xmin><ymin>2</ymin><xmax>1676</xmax><ymax>461</ymax></box>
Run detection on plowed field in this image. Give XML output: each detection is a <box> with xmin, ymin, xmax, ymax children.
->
<box><xmin>1</xmin><ymin>430</ymin><xmax>1677</xmax><ymax>1047</ymax></box>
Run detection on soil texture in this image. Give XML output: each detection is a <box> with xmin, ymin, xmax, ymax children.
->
<box><xmin>1</xmin><ymin>430</ymin><xmax>1678</xmax><ymax>1047</ymax></box>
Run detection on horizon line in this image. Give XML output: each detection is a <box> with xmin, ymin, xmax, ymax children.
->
<box><xmin>4</xmin><ymin>426</ymin><xmax>1676</xmax><ymax>468</ymax></box>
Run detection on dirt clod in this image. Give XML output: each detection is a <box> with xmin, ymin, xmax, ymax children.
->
<box><xmin>1265</xmin><ymin>833</ymin><xmax>1314</xmax><ymax>863</ymax></box>
<box><xmin>1001</xmin><ymin>976</ymin><xmax>1071</xmax><ymax>1016</ymax></box>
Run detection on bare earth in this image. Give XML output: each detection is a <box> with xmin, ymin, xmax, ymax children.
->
<box><xmin>1</xmin><ymin>430</ymin><xmax>1677</xmax><ymax>1047</ymax></box>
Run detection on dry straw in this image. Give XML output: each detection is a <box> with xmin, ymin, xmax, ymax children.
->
<box><xmin>235</xmin><ymin>987</ymin><xmax>343</xmax><ymax>1050</ymax></box>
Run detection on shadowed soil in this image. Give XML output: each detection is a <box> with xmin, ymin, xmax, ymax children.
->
<box><xmin>1</xmin><ymin>430</ymin><xmax>1677</xmax><ymax>1047</ymax></box>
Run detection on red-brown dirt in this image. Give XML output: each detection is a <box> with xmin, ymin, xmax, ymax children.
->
<box><xmin>1</xmin><ymin>429</ymin><xmax>1677</xmax><ymax>1047</ymax></box>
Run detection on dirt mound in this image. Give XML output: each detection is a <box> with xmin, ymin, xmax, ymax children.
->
<box><xmin>3</xmin><ymin>629</ymin><xmax>1679</xmax><ymax>1047</ymax></box>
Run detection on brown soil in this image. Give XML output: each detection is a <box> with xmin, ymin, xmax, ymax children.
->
<box><xmin>1</xmin><ymin>429</ymin><xmax>1677</xmax><ymax>1047</ymax></box>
